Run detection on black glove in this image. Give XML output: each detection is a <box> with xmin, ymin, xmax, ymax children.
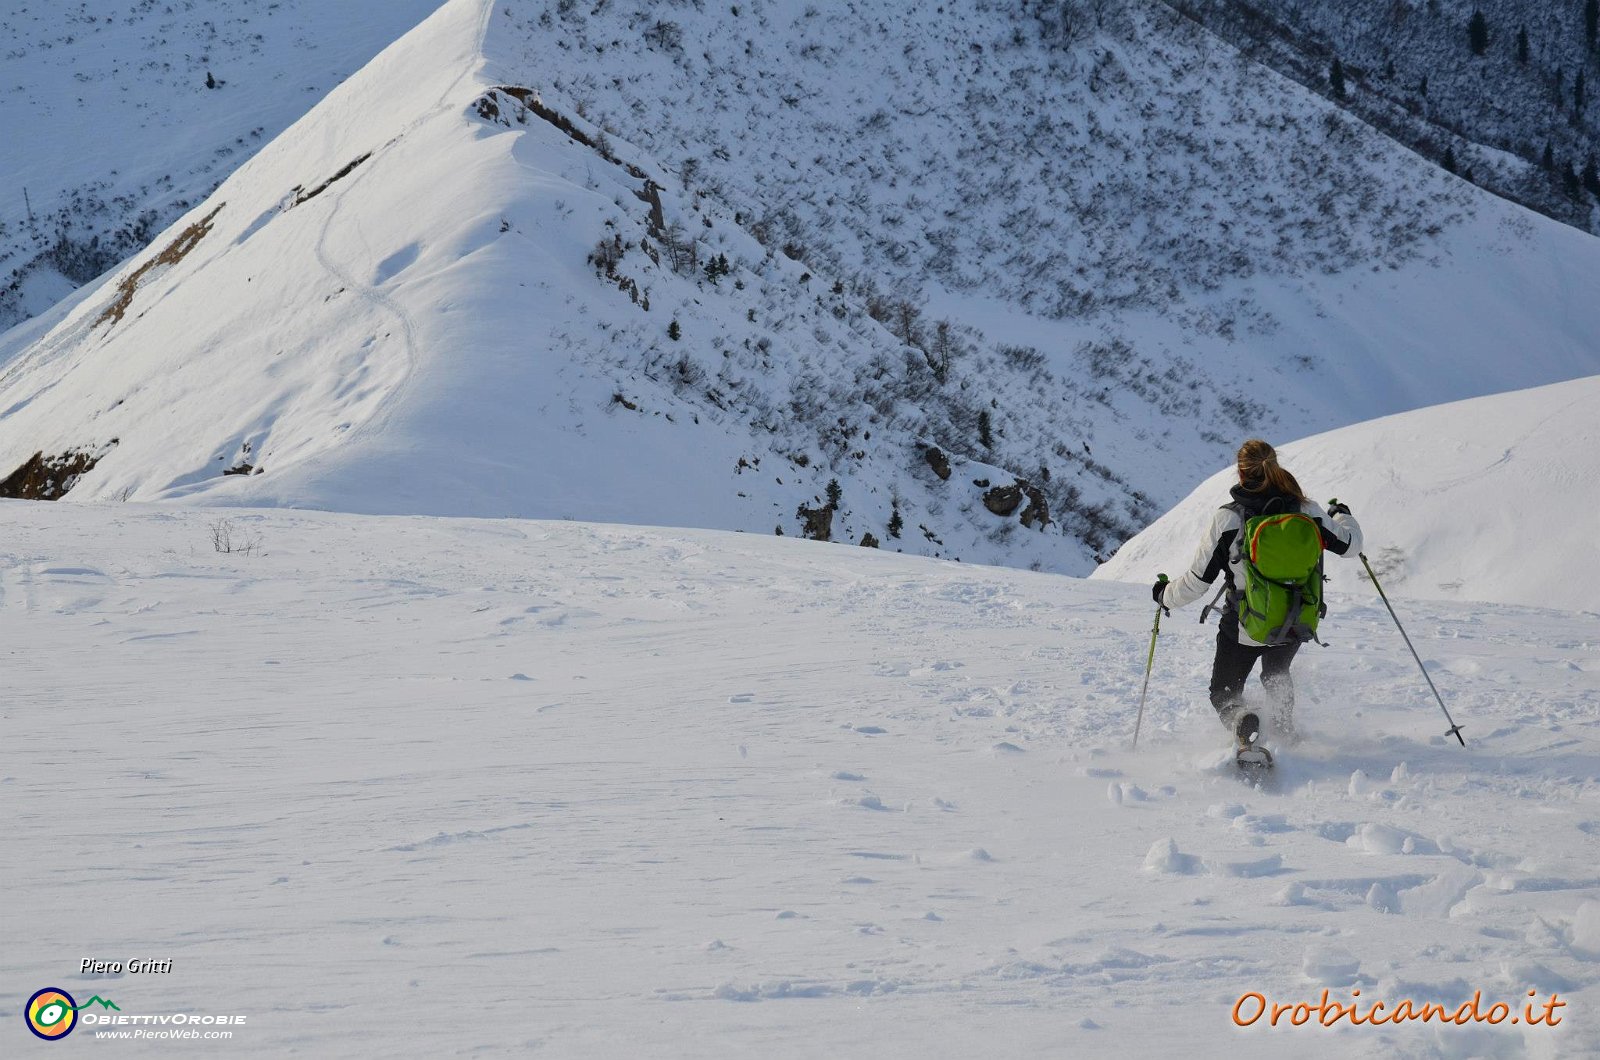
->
<box><xmin>1151</xmin><ymin>575</ymin><xmax>1168</xmax><ymax>605</ymax></box>
<box><xmin>1326</xmin><ymin>498</ymin><xmax>1351</xmax><ymax>517</ymax></box>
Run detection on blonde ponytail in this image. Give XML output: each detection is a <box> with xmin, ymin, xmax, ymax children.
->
<box><xmin>1236</xmin><ymin>439</ymin><xmax>1306</xmax><ymax>502</ymax></box>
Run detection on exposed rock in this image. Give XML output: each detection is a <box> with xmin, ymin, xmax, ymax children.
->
<box><xmin>924</xmin><ymin>446</ymin><xmax>951</xmax><ymax>481</ymax></box>
<box><xmin>981</xmin><ymin>479</ymin><xmax>1052</xmax><ymax>529</ymax></box>
<box><xmin>290</xmin><ymin>154</ymin><xmax>371</xmax><ymax>208</ymax></box>
<box><xmin>96</xmin><ymin>204</ymin><xmax>224</xmax><ymax>328</ymax></box>
<box><xmin>796</xmin><ymin>502</ymin><xmax>834</xmax><ymax>541</ymax></box>
<box><xmin>982</xmin><ymin>482</ymin><xmax>1024</xmax><ymax>517</ymax></box>
<box><xmin>0</xmin><ymin>444</ymin><xmax>114</xmax><ymax>499</ymax></box>
<box><xmin>860</xmin><ymin>532</ymin><xmax>880</xmax><ymax>548</ymax></box>
<box><xmin>1019</xmin><ymin>483</ymin><xmax>1051</xmax><ymax>529</ymax></box>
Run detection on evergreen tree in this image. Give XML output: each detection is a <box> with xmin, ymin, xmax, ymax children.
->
<box><xmin>1419</xmin><ymin>74</ymin><xmax>1429</xmax><ymax>97</ymax></box>
<box><xmin>1542</xmin><ymin>141</ymin><xmax>1556</xmax><ymax>170</ymax></box>
<box><xmin>668</xmin><ymin>319</ymin><xmax>681</xmax><ymax>340</ymax></box>
<box><xmin>1468</xmin><ymin>9</ymin><xmax>1489</xmax><ymax>56</ymax></box>
<box><xmin>1331</xmin><ymin>57</ymin><xmax>1348</xmax><ymax>100</ymax></box>
<box><xmin>1517</xmin><ymin>26</ymin><xmax>1529</xmax><ymax>64</ymax></box>
<box><xmin>1564</xmin><ymin>161</ymin><xmax>1582</xmax><ymax>199</ymax></box>
<box><xmin>1442</xmin><ymin>145</ymin><xmax>1458</xmax><ymax>174</ymax></box>
<box><xmin>1584</xmin><ymin>156</ymin><xmax>1600</xmax><ymax>198</ymax></box>
<box><xmin>1576</xmin><ymin>69</ymin><xmax>1587</xmax><ymax>114</ymax></box>
<box><xmin>887</xmin><ymin>502</ymin><xmax>903</xmax><ymax>539</ymax></box>
<box><xmin>703</xmin><ymin>253</ymin><xmax>730</xmax><ymax>284</ymax></box>
<box><xmin>977</xmin><ymin>410</ymin><xmax>994</xmax><ymax>449</ymax></box>
<box><xmin>825</xmin><ymin>478</ymin><xmax>843</xmax><ymax>507</ymax></box>
<box><xmin>1588</xmin><ymin>0</ymin><xmax>1599</xmax><ymax>49</ymax></box>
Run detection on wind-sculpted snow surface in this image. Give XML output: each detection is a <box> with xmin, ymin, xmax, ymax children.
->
<box><xmin>2</xmin><ymin>503</ymin><xmax>1598</xmax><ymax>1056</ymax></box>
<box><xmin>1092</xmin><ymin>374</ymin><xmax>1600</xmax><ymax>611</ymax></box>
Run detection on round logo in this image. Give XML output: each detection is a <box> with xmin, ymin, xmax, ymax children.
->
<box><xmin>25</xmin><ymin>988</ymin><xmax>78</xmax><ymax>1041</ymax></box>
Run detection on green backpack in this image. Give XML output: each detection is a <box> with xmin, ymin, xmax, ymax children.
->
<box><xmin>1235</xmin><ymin>510</ymin><xmax>1325</xmax><ymax>645</ymax></box>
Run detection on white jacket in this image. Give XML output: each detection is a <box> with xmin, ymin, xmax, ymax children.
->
<box><xmin>1160</xmin><ymin>489</ymin><xmax>1363</xmax><ymax>644</ymax></box>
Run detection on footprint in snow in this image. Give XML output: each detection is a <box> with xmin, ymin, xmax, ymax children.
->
<box><xmin>1108</xmin><ymin>782</ymin><xmax>1148</xmax><ymax>805</ymax></box>
<box><xmin>1231</xmin><ymin>813</ymin><xmax>1293</xmax><ymax>835</ymax></box>
<box><xmin>1345</xmin><ymin>822</ymin><xmax>1438</xmax><ymax>856</ymax></box>
<box><xmin>1207</xmin><ymin>853</ymin><xmax>1285</xmax><ymax>878</ymax></box>
<box><xmin>1142</xmin><ymin>839</ymin><xmax>1202</xmax><ymax>875</ymax></box>
<box><xmin>1396</xmin><ymin>866</ymin><xmax>1483</xmax><ymax>918</ymax></box>
<box><xmin>1366</xmin><ymin>881</ymin><xmax>1400</xmax><ymax>914</ymax></box>
<box><xmin>1301</xmin><ymin>946</ymin><xmax>1361</xmax><ymax>986</ymax></box>
<box><xmin>1575</xmin><ymin>901</ymin><xmax>1600</xmax><ymax>959</ymax></box>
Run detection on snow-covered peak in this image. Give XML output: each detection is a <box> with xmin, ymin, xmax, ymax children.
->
<box><xmin>2</xmin><ymin>0</ymin><xmax>1599</xmax><ymax>576</ymax></box>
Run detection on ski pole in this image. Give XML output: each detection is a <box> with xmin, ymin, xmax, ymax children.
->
<box><xmin>1133</xmin><ymin>574</ymin><xmax>1169</xmax><ymax>750</ymax></box>
<box><xmin>1359</xmin><ymin>553</ymin><xmax>1466</xmax><ymax>747</ymax></box>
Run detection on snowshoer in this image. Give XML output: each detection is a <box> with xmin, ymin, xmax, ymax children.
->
<box><xmin>1152</xmin><ymin>439</ymin><xmax>1362</xmax><ymax>761</ymax></box>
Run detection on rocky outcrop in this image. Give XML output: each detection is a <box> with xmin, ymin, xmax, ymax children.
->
<box><xmin>982</xmin><ymin>482</ymin><xmax>1023</xmax><ymax>517</ymax></box>
<box><xmin>0</xmin><ymin>444</ymin><xmax>115</xmax><ymax>499</ymax></box>
<box><xmin>796</xmin><ymin>502</ymin><xmax>834</xmax><ymax>541</ymax></box>
<box><xmin>1019</xmin><ymin>482</ymin><xmax>1050</xmax><ymax>529</ymax></box>
<box><xmin>983</xmin><ymin>479</ymin><xmax>1051</xmax><ymax>530</ymax></box>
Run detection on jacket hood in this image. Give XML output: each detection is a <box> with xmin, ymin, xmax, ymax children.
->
<box><xmin>1228</xmin><ymin>482</ymin><xmax>1303</xmax><ymax>516</ymax></box>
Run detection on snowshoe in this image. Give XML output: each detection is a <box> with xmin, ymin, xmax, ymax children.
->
<box><xmin>1236</xmin><ymin>744</ymin><xmax>1274</xmax><ymax>771</ymax></box>
<box><xmin>1234</xmin><ymin>710</ymin><xmax>1274</xmax><ymax>771</ymax></box>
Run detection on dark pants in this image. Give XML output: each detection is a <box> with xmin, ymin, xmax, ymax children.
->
<box><xmin>1209</xmin><ymin>613</ymin><xmax>1299</xmax><ymax>722</ymax></box>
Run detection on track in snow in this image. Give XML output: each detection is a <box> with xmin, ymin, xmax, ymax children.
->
<box><xmin>3</xmin><ymin>503</ymin><xmax>1597</xmax><ymax>1057</ymax></box>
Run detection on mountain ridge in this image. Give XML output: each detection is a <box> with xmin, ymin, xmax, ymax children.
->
<box><xmin>1</xmin><ymin>0</ymin><xmax>1597</xmax><ymax>575</ymax></box>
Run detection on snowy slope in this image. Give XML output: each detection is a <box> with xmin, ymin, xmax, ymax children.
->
<box><xmin>0</xmin><ymin>0</ymin><xmax>444</xmax><ymax>329</ymax></box>
<box><xmin>0</xmin><ymin>0</ymin><xmax>1161</xmax><ymax>573</ymax></box>
<box><xmin>2</xmin><ymin>0</ymin><xmax>1599</xmax><ymax>576</ymax></box>
<box><xmin>1092</xmin><ymin>374</ymin><xmax>1600</xmax><ymax>612</ymax></box>
<box><xmin>501</xmin><ymin>0</ymin><xmax>1600</xmax><ymax>425</ymax></box>
<box><xmin>1184</xmin><ymin>0</ymin><xmax>1600</xmax><ymax>236</ymax></box>
<box><xmin>3</xmin><ymin>502</ymin><xmax>1598</xmax><ymax>1056</ymax></box>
